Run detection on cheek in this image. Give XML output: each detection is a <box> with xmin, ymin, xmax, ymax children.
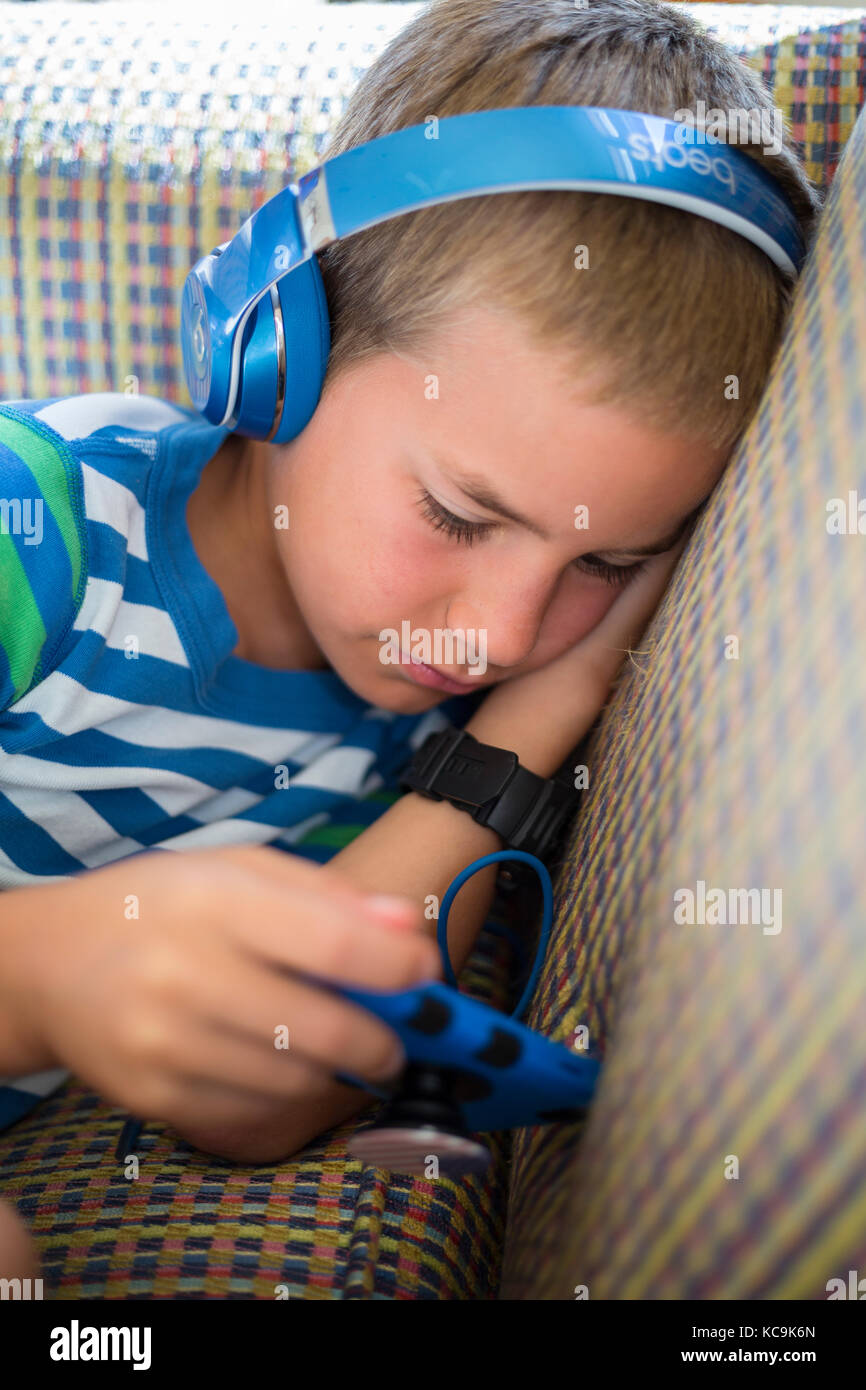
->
<box><xmin>357</xmin><ymin>494</ymin><xmax>458</xmax><ymax>611</ymax></box>
<box><xmin>274</xmin><ymin>487</ymin><xmax>356</xmax><ymax>627</ymax></box>
<box><xmin>362</xmin><ymin>524</ymin><xmax>432</xmax><ymax>606</ymax></box>
<box><xmin>288</xmin><ymin>478</ymin><xmax>433</xmax><ymax>619</ymax></box>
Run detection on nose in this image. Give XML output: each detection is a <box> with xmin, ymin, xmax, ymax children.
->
<box><xmin>446</xmin><ymin>582</ymin><xmax>551</xmax><ymax>673</ymax></box>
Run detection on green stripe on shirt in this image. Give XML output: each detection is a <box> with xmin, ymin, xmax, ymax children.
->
<box><xmin>0</xmin><ymin>413</ymin><xmax>83</xmax><ymax>595</ymax></box>
<box><xmin>0</xmin><ymin>533</ymin><xmax>48</xmax><ymax>700</ymax></box>
<box><xmin>0</xmin><ymin>413</ymin><xmax>84</xmax><ymax>702</ymax></box>
<box><xmin>295</xmin><ymin>791</ymin><xmax>403</xmax><ymax>849</ymax></box>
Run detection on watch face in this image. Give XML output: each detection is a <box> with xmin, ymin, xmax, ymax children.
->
<box><xmin>348</xmin><ymin>1125</ymin><xmax>492</xmax><ymax>1176</ymax></box>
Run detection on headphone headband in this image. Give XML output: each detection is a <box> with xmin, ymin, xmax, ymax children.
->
<box><xmin>181</xmin><ymin>105</ymin><xmax>805</xmax><ymax>441</ymax></box>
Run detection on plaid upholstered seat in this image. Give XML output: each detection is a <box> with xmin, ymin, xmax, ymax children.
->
<box><xmin>1</xmin><ymin>3</ymin><xmax>865</xmax><ymax>1299</ymax></box>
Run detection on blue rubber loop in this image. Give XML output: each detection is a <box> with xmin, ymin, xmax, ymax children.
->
<box><xmin>437</xmin><ymin>850</ymin><xmax>553</xmax><ymax>1021</ymax></box>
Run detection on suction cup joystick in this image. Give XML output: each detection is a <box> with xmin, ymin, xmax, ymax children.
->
<box><xmin>347</xmin><ymin>1063</ymin><xmax>493</xmax><ymax>1175</ymax></box>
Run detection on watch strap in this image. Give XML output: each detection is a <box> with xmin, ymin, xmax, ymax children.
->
<box><xmin>399</xmin><ymin>726</ymin><xmax>580</xmax><ymax>861</ymax></box>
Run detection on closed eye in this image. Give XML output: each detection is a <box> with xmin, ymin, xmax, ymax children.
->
<box><xmin>415</xmin><ymin>488</ymin><xmax>648</xmax><ymax>585</ymax></box>
<box><xmin>575</xmin><ymin>554</ymin><xmax>648</xmax><ymax>586</ymax></box>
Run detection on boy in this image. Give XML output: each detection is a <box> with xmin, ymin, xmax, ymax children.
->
<box><xmin>0</xmin><ymin>0</ymin><xmax>820</xmax><ymax>1279</ymax></box>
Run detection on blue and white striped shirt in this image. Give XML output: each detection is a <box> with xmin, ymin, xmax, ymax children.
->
<box><xmin>0</xmin><ymin>391</ymin><xmax>482</xmax><ymax>1131</ymax></box>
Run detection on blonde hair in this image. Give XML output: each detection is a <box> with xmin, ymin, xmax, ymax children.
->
<box><xmin>315</xmin><ymin>0</ymin><xmax>823</xmax><ymax>453</ymax></box>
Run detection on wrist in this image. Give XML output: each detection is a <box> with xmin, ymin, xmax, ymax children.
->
<box><xmin>403</xmin><ymin>721</ymin><xmax>580</xmax><ymax>864</ymax></box>
<box><xmin>463</xmin><ymin>705</ymin><xmax>577</xmax><ymax>778</ymax></box>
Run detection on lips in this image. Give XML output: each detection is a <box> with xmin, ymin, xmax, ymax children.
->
<box><xmin>400</xmin><ymin>652</ymin><xmax>481</xmax><ymax>694</ymax></box>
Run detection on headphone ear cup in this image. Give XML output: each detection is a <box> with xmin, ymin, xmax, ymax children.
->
<box><xmin>273</xmin><ymin>253</ymin><xmax>331</xmax><ymax>444</ymax></box>
<box><xmin>232</xmin><ymin>255</ymin><xmax>331</xmax><ymax>443</ymax></box>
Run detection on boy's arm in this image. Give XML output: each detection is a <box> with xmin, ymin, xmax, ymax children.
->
<box><xmin>171</xmin><ymin>708</ymin><xmax>591</xmax><ymax>1167</ymax></box>
<box><xmin>169</xmin><ymin>653</ymin><xmax>622</xmax><ymax>1165</ymax></box>
<box><xmin>327</xmin><ymin>696</ymin><xmax>600</xmax><ymax>973</ymax></box>
<box><xmin>172</xmin><ymin>550</ymin><xmax>681</xmax><ymax>1163</ymax></box>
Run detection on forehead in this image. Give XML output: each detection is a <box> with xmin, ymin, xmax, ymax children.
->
<box><xmin>400</xmin><ymin>306</ymin><xmax>730</xmax><ymax>535</ymax></box>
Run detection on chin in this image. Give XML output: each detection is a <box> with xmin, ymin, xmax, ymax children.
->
<box><xmin>329</xmin><ymin>643</ymin><xmax>445</xmax><ymax>712</ymax></box>
<box><xmin>379</xmin><ymin>683</ymin><xmax>443</xmax><ymax>714</ymax></box>
<box><xmin>355</xmin><ymin>668</ymin><xmax>442</xmax><ymax>714</ymax></box>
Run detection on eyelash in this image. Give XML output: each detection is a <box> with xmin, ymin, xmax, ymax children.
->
<box><xmin>414</xmin><ymin>488</ymin><xmax>649</xmax><ymax>587</ymax></box>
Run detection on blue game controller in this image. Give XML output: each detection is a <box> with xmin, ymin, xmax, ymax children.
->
<box><xmin>114</xmin><ymin>852</ymin><xmax>600</xmax><ymax>1176</ymax></box>
<box><xmin>326</xmin><ymin>978</ymin><xmax>600</xmax><ymax>1174</ymax></box>
<box><xmin>315</xmin><ymin>851</ymin><xmax>602</xmax><ymax>1175</ymax></box>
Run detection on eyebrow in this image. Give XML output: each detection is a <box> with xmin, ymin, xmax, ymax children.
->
<box><xmin>442</xmin><ymin>464</ymin><xmax>697</xmax><ymax>556</ymax></box>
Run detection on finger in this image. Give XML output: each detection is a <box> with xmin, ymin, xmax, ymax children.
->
<box><xmin>176</xmin><ymin>947</ymin><xmax>410</xmax><ymax>1085</ymax></box>
<box><xmin>199</xmin><ymin>844</ymin><xmax>397</xmax><ymax>911</ymax></box>
<box><xmin>211</xmin><ymin>860</ymin><xmax>442</xmax><ymax>990</ymax></box>
<box><xmin>221</xmin><ymin>846</ymin><xmax>424</xmax><ymax>931</ymax></box>
<box><xmin>123</xmin><ymin>1007</ymin><xmax>400</xmax><ymax>1131</ymax></box>
<box><xmin>158</xmin><ymin>1072</ymin><xmax>372</xmax><ymax>1145</ymax></box>
<box><xmin>226</xmin><ymin>845</ymin><xmax>428</xmax><ymax>922</ymax></box>
<box><xmin>161</xmin><ymin>1083</ymin><xmax>301</xmax><ymax>1137</ymax></box>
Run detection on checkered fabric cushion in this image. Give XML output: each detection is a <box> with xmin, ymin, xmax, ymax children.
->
<box><xmin>500</xmin><ymin>101</ymin><xmax>866</xmax><ymax>1302</ymax></box>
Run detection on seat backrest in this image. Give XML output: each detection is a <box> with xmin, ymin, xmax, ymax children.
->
<box><xmin>500</xmin><ymin>95</ymin><xmax>866</xmax><ymax>1301</ymax></box>
<box><xmin>0</xmin><ymin>5</ymin><xmax>863</xmax><ymax>400</ymax></box>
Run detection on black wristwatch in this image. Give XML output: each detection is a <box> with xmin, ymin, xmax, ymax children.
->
<box><xmin>398</xmin><ymin>724</ymin><xmax>582</xmax><ymax>863</ymax></box>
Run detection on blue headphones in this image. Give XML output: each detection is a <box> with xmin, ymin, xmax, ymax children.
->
<box><xmin>180</xmin><ymin>104</ymin><xmax>805</xmax><ymax>445</ymax></box>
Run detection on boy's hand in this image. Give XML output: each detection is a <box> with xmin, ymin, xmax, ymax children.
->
<box><xmin>0</xmin><ymin>846</ymin><xmax>440</xmax><ymax>1140</ymax></box>
<box><xmin>466</xmin><ymin>539</ymin><xmax>688</xmax><ymax>772</ymax></box>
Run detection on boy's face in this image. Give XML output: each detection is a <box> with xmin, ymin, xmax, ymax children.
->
<box><xmin>255</xmin><ymin>305</ymin><xmax>730</xmax><ymax>712</ymax></box>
